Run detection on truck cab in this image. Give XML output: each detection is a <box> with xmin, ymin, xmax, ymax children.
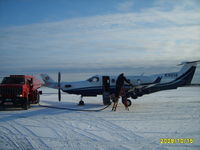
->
<box><xmin>0</xmin><ymin>75</ymin><xmax>42</xmax><ymax>110</ymax></box>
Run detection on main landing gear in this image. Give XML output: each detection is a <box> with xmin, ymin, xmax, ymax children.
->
<box><xmin>78</xmin><ymin>96</ymin><xmax>85</xmax><ymax>106</ymax></box>
<box><xmin>126</xmin><ymin>99</ymin><xmax>132</xmax><ymax>107</ymax></box>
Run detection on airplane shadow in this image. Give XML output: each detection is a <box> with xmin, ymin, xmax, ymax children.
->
<box><xmin>40</xmin><ymin>99</ymin><xmax>104</xmax><ymax>109</ymax></box>
<box><xmin>0</xmin><ymin>100</ymin><xmax>106</xmax><ymax>123</ymax></box>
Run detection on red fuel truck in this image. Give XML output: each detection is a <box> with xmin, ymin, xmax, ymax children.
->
<box><xmin>0</xmin><ymin>75</ymin><xmax>42</xmax><ymax>110</ymax></box>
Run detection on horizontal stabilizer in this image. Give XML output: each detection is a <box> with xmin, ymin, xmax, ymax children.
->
<box><xmin>178</xmin><ymin>60</ymin><xmax>200</xmax><ymax>66</ymax></box>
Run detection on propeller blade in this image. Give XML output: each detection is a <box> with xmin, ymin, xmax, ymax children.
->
<box><xmin>58</xmin><ymin>72</ymin><xmax>61</xmax><ymax>83</ymax></box>
<box><xmin>58</xmin><ymin>88</ymin><xmax>61</xmax><ymax>102</ymax></box>
<box><xmin>58</xmin><ymin>72</ymin><xmax>61</xmax><ymax>102</ymax></box>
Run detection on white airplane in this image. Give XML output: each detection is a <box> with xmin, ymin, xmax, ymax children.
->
<box><xmin>41</xmin><ymin>60</ymin><xmax>199</xmax><ymax>106</ymax></box>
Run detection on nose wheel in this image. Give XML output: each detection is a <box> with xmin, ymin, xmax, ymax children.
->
<box><xmin>78</xmin><ymin>96</ymin><xmax>85</xmax><ymax>106</ymax></box>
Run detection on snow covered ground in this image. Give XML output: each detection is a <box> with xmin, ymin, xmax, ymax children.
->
<box><xmin>0</xmin><ymin>87</ymin><xmax>200</xmax><ymax>150</ymax></box>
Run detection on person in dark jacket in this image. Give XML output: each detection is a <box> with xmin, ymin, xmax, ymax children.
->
<box><xmin>115</xmin><ymin>73</ymin><xmax>131</xmax><ymax>97</ymax></box>
<box><xmin>115</xmin><ymin>73</ymin><xmax>133</xmax><ymax>110</ymax></box>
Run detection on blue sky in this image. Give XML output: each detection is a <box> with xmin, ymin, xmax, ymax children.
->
<box><xmin>0</xmin><ymin>0</ymin><xmax>200</xmax><ymax>77</ymax></box>
<box><xmin>0</xmin><ymin>0</ymin><xmax>154</xmax><ymax>27</ymax></box>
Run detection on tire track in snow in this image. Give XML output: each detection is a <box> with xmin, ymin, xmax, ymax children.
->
<box><xmin>41</xmin><ymin>117</ymin><xmax>107</xmax><ymax>150</ymax></box>
<box><xmin>39</xmin><ymin>114</ymin><xmax>134</xmax><ymax>149</ymax></box>
<box><xmin>0</xmin><ymin>119</ymin><xmax>51</xmax><ymax>150</ymax></box>
<box><xmin>0</xmin><ymin>126</ymin><xmax>21</xmax><ymax>150</ymax></box>
<box><xmin>53</xmin><ymin>112</ymin><xmax>155</xmax><ymax>149</ymax></box>
<box><xmin>38</xmin><ymin>117</ymin><xmax>85</xmax><ymax>149</ymax></box>
<box><xmin>55</xmin><ymin>117</ymin><xmax>107</xmax><ymax>142</ymax></box>
<box><xmin>12</xmin><ymin>119</ymin><xmax>52</xmax><ymax>150</ymax></box>
<box><xmin>0</xmin><ymin>124</ymin><xmax>41</xmax><ymax>150</ymax></box>
<box><xmin>83</xmin><ymin>112</ymin><xmax>159</xmax><ymax>149</ymax></box>
<box><xmin>80</xmin><ymin>112</ymin><xmax>145</xmax><ymax>140</ymax></box>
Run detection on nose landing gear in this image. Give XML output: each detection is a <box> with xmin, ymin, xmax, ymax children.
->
<box><xmin>78</xmin><ymin>96</ymin><xmax>85</xmax><ymax>106</ymax></box>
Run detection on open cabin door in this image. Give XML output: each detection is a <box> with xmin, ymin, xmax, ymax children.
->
<box><xmin>102</xmin><ymin>76</ymin><xmax>111</xmax><ymax>105</ymax></box>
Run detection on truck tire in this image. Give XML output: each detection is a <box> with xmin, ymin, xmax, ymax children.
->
<box><xmin>37</xmin><ymin>92</ymin><xmax>40</xmax><ymax>104</ymax></box>
<box><xmin>0</xmin><ymin>100</ymin><xmax>4</xmax><ymax>108</ymax></box>
<box><xmin>22</xmin><ymin>98</ymin><xmax>30</xmax><ymax>110</ymax></box>
<box><xmin>0</xmin><ymin>100</ymin><xmax>3</xmax><ymax>107</ymax></box>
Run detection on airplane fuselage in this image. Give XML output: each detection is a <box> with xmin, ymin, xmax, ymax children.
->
<box><xmin>61</xmin><ymin>65</ymin><xmax>196</xmax><ymax>96</ymax></box>
<box><xmin>41</xmin><ymin>61</ymin><xmax>198</xmax><ymax>105</ymax></box>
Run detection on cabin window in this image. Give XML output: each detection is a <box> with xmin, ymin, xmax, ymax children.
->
<box><xmin>65</xmin><ymin>85</ymin><xmax>71</xmax><ymax>88</ymax></box>
<box><xmin>87</xmin><ymin>76</ymin><xmax>99</xmax><ymax>83</ymax></box>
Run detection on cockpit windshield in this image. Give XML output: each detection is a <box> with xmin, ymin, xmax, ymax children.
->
<box><xmin>87</xmin><ymin>76</ymin><xmax>99</xmax><ymax>83</ymax></box>
<box><xmin>1</xmin><ymin>77</ymin><xmax>25</xmax><ymax>84</ymax></box>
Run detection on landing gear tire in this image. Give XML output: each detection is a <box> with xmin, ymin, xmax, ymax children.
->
<box><xmin>78</xmin><ymin>100</ymin><xmax>85</xmax><ymax>106</ymax></box>
<box><xmin>0</xmin><ymin>101</ymin><xmax>5</xmax><ymax>109</ymax></box>
<box><xmin>37</xmin><ymin>92</ymin><xmax>40</xmax><ymax>104</ymax></box>
<box><xmin>22</xmin><ymin>98</ymin><xmax>30</xmax><ymax>110</ymax></box>
<box><xmin>127</xmin><ymin>99</ymin><xmax>132</xmax><ymax>107</ymax></box>
<box><xmin>78</xmin><ymin>96</ymin><xmax>85</xmax><ymax>106</ymax></box>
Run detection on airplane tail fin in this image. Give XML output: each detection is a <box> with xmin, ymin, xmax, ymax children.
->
<box><xmin>40</xmin><ymin>74</ymin><xmax>58</xmax><ymax>89</ymax></box>
<box><xmin>177</xmin><ymin>60</ymin><xmax>200</xmax><ymax>85</ymax></box>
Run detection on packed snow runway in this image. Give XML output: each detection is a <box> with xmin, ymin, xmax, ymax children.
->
<box><xmin>0</xmin><ymin>87</ymin><xmax>200</xmax><ymax>150</ymax></box>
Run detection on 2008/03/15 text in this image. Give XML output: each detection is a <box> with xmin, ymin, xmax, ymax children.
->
<box><xmin>160</xmin><ymin>138</ymin><xmax>193</xmax><ymax>144</ymax></box>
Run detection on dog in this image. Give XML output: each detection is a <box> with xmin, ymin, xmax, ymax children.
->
<box><xmin>110</xmin><ymin>94</ymin><xmax>119</xmax><ymax>111</ymax></box>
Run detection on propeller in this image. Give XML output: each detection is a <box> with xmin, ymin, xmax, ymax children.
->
<box><xmin>58</xmin><ymin>72</ymin><xmax>61</xmax><ymax>102</ymax></box>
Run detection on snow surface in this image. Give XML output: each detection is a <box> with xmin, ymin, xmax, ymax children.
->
<box><xmin>0</xmin><ymin>87</ymin><xmax>200</xmax><ymax>150</ymax></box>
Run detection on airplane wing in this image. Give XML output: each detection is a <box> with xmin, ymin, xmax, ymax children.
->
<box><xmin>143</xmin><ymin>76</ymin><xmax>162</xmax><ymax>88</ymax></box>
<box><xmin>128</xmin><ymin>76</ymin><xmax>162</xmax><ymax>92</ymax></box>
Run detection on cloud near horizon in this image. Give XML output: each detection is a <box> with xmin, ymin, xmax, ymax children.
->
<box><xmin>0</xmin><ymin>0</ymin><xmax>200</xmax><ymax>74</ymax></box>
